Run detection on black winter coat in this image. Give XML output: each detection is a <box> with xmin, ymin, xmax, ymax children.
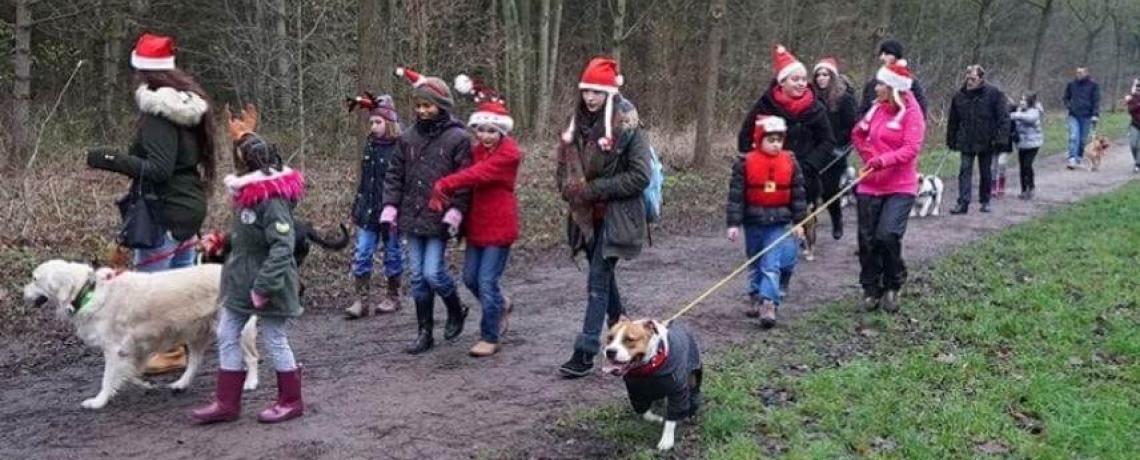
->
<box><xmin>814</xmin><ymin>83</ymin><xmax>858</xmax><ymax>148</ymax></box>
<box><xmin>352</xmin><ymin>137</ymin><xmax>397</xmax><ymax>231</ymax></box>
<box><xmin>1064</xmin><ymin>78</ymin><xmax>1101</xmax><ymax>118</ymax></box>
<box><xmin>736</xmin><ymin>85</ymin><xmax>836</xmax><ymax>174</ymax></box>
<box><xmin>946</xmin><ymin>83</ymin><xmax>1010</xmax><ymax>154</ymax></box>
<box><xmin>383</xmin><ymin>115</ymin><xmax>472</xmax><ymax>238</ymax></box>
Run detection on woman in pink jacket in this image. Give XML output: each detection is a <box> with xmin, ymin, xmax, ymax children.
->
<box><xmin>850</xmin><ymin>60</ymin><xmax>925</xmax><ymax>314</ymax></box>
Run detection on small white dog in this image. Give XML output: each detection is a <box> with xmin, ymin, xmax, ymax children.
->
<box><xmin>22</xmin><ymin>260</ymin><xmax>258</xmax><ymax>409</ymax></box>
<box><xmin>910</xmin><ymin>174</ymin><xmax>944</xmax><ymax>217</ymax></box>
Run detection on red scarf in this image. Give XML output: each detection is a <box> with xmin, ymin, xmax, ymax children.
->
<box><xmin>771</xmin><ymin>86</ymin><xmax>815</xmax><ymax>117</ymax></box>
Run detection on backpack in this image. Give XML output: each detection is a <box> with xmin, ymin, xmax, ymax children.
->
<box><xmin>644</xmin><ymin>145</ymin><xmax>664</xmax><ymax>224</ymax></box>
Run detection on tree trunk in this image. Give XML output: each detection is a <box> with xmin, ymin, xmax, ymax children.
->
<box><xmin>357</xmin><ymin>0</ymin><xmax>386</xmax><ymax>94</ymax></box>
<box><xmin>11</xmin><ymin>0</ymin><xmax>33</xmax><ymax>162</ymax></box>
<box><xmin>275</xmin><ymin>0</ymin><xmax>292</xmax><ymax>114</ymax></box>
<box><xmin>868</xmin><ymin>0</ymin><xmax>893</xmax><ymax>78</ymax></box>
<box><xmin>1026</xmin><ymin>0</ymin><xmax>1055</xmax><ymax>90</ymax></box>
<box><xmin>1110</xmin><ymin>10</ymin><xmax>1124</xmax><ymax>113</ymax></box>
<box><xmin>500</xmin><ymin>0</ymin><xmax>517</xmax><ymax>122</ymax></box>
<box><xmin>611</xmin><ymin>0</ymin><xmax>626</xmax><ymax>62</ymax></box>
<box><xmin>534</xmin><ymin>0</ymin><xmax>552</xmax><ymax>136</ymax></box>
<box><xmin>692</xmin><ymin>0</ymin><xmax>727</xmax><ymax>169</ymax></box>
<box><xmin>969</xmin><ymin>0</ymin><xmax>994</xmax><ymax>64</ymax></box>
<box><xmin>101</xmin><ymin>10</ymin><xmax>126</xmax><ymax>143</ymax></box>
<box><xmin>514</xmin><ymin>0</ymin><xmax>531</xmax><ymax>129</ymax></box>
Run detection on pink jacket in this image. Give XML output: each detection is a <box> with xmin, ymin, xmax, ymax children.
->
<box><xmin>851</xmin><ymin>91</ymin><xmax>926</xmax><ymax>197</ymax></box>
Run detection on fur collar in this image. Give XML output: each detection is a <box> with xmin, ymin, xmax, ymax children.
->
<box><xmin>135</xmin><ymin>85</ymin><xmax>209</xmax><ymax>126</ymax></box>
<box><xmin>224</xmin><ymin>168</ymin><xmax>305</xmax><ymax>208</ymax></box>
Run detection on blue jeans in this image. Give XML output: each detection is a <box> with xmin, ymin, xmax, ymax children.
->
<box><xmin>1068</xmin><ymin>115</ymin><xmax>1094</xmax><ymax>160</ymax></box>
<box><xmin>463</xmin><ymin>245</ymin><xmax>511</xmax><ymax>343</ymax></box>
<box><xmin>744</xmin><ymin>223</ymin><xmax>798</xmax><ymax>305</ymax></box>
<box><xmin>574</xmin><ymin>225</ymin><xmax>624</xmax><ymax>355</ymax></box>
<box><xmin>133</xmin><ymin>232</ymin><xmax>197</xmax><ymax>273</ymax></box>
<box><xmin>351</xmin><ymin>226</ymin><xmax>404</xmax><ymax>279</ymax></box>
<box><xmin>217</xmin><ymin>308</ymin><xmax>295</xmax><ymax>372</ymax></box>
<box><xmin>405</xmin><ymin>236</ymin><xmax>456</xmax><ymax>301</ymax></box>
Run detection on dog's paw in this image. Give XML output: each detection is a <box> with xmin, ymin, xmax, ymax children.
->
<box><xmin>168</xmin><ymin>380</ymin><xmax>189</xmax><ymax>392</ymax></box>
<box><xmin>656</xmin><ymin>438</ymin><xmax>675</xmax><ymax>451</ymax></box>
<box><xmin>81</xmin><ymin>397</ymin><xmax>108</xmax><ymax>410</ymax></box>
<box><xmin>243</xmin><ymin>377</ymin><xmax>259</xmax><ymax>391</ymax></box>
<box><xmin>642</xmin><ymin>411</ymin><xmax>664</xmax><ymax>424</ymax></box>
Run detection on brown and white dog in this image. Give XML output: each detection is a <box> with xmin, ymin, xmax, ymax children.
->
<box><xmin>1085</xmin><ymin>135</ymin><xmax>1111</xmax><ymax>171</ymax></box>
<box><xmin>602</xmin><ymin>319</ymin><xmax>703</xmax><ymax>451</ymax></box>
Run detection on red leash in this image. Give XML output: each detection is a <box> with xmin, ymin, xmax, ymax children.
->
<box><xmin>134</xmin><ymin>237</ymin><xmax>199</xmax><ymax>269</ymax></box>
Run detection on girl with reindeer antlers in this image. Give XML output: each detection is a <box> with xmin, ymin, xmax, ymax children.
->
<box><xmin>192</xmin><ymin>105</ymin><xmax>307</xmax><ymax>425</ymax></box>
<box><xmin>429</xmin><ymin>74</ymin><xmax>523</xmax><ymax>357</ymax></box>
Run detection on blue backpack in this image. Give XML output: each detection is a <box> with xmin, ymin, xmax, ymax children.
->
<box><xmin>644</xmin><ymin>146</ymin><xmax>664</xmax><ymax>224</ymax></box>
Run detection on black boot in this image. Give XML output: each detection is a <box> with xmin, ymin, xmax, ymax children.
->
<box><xmin>950</xmin><ymin>203</ymin><xmax>969</xmax><ymax>215</ymax></box>
<box><xmin>442</xmin><ymin>292</ymin><xmax>469</xmax><ymax>341</ymax></box>
<box><xmin>559</xmin><ymin>350</ymin><xmax>595</xmax><ymax>378</ymax></box>
<box><xmin>404</xmin><ymin>296</ymin><xmax>435</xmax><ymax>354</ymax></box>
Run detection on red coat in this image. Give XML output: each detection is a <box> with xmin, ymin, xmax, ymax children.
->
<box><xmin>436</xmin><ymin>136</ymin><xmax>522</xmax><ymax>247</ymax></box>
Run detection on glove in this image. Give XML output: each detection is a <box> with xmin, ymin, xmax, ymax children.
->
<box><xmin>865</xmin><ymin>157</ymin><xmax>885</xmax><ymax>171</ymax></box>
<box><xmin>428</xmin><ymin>182</ymin><xmax>450</xmax><ymax>213</ymax></box>
<box><xmin>250</xmin><ymin>290</ymin><xmax>268</xmax><ymax>310</ymax></box>
<box><xmin>443</xmin><ymin>208</ymin><xmax>463</xmax><ymax>236</ymax></box>
<box><xmin>726</xmin><ymin>227</ymin><xmax>741</xmax><ymax>242</ymax></box>
<box><xmin>85</xmin><ymin>146</ymin><xmax>119</xmax><ymax>169</ymax></box>
<box><xmin>379</xmin><ymin>206</ymin><xmax>398</xmax><ymax>225</ymax></box>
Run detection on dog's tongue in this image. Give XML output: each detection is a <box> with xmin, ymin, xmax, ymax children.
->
<box><xmin>601</xmin><ymin>362</ymin><xmax>627</xmax><ymax>376</ymax></box>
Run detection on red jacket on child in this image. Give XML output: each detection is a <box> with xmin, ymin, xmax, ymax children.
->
<box><xmin>435</xmin><ymin>136</ymin><xmax>523</xmax><ymax>247</ymax></box>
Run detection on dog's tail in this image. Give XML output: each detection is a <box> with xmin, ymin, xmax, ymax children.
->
<box><xmin>305</xmin><ymin>223</ymin><xmax>351</xmax><ymax>250</ymax></box>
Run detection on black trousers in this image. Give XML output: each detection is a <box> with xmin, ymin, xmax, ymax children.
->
<box><xmin>802</xmin><ymin>164</ymin><xmax>822</xmax><ymax>209</ymax></box>
<box><xmin>819</xmin><ymin>156</ymin><xmax>846</xmax><ymax>230</ymax></box>
<box><xmin>857</xmin><ymin>194</ymin><xmax>915</xmax><ymax>297</ymax></box>
<box><xmin>1018</xmin><ymin>148</ymin><xmax>1039</xmax><ymax>192</ymax></box>
<box><xmin>957</xmin><ymin>150</ymin><xmax>994</xmax><ymax>207</ymax></box>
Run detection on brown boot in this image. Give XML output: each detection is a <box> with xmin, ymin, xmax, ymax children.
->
<box><xmin>745</xmin><ymin>297</ymin><xmax>761</xmax><ymax>318</ymax></box>
<box><xmin>344</xmin><ymin>276</ymin><xmax>372</xmax><ymax>319</ymax></box>
<box><xmin>759</xmin><ymin>300</ymin><xmax>777</xmax><ymax>329</ymax></box>
<box><xmin>375</xmin><ymin>275</ymin><xmax>402</xmax><ymax>314</ymax></box>
<box><xmin>469</xmin><ymin>340</ymin><xmax>500</xmax><ymax>357</ymax></box>
<box><xmin>145</xmin><ymin>345</ymin><xmax>187</xmax><ymax>375</ymax></box>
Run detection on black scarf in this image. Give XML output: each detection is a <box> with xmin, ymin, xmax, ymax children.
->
<box><xmin>415</xmin><ymin>110</ymin><xmax>454</xmax><ymax>138</ymax></box>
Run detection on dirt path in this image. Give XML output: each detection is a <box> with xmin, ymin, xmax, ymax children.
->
<box><xmin>1</xmin><ymin>143</ymin><xmax>1136</xmax><ymax>460</ymax></box>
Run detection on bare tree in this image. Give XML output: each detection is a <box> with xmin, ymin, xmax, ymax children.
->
<box><xmin>692</xmin><ymin>0</ymin><xmax>726</xmax><ymax>169</ymax></box>
<box><xmin>11</xmin><ymin>0</ymin><xmax>34</xmax><ymax>161</ymax></box>
<box><xmin>533</xmin><ymin>0</ymin><xmax>564</xmax><ymax>137</ymax></box>
<box><xmin>968</xmin><ymin>0</ymin><xmax>997</xmax><ymax>63</ymax></box>
<box><xmin>1068</xmin><ymin>0</ymin><xmax>1111</xmax><ymax>64</ymax></box>
<box><xmin>1021</xmin><ymin>0</ymin><xmax>1056</xmax><ymax>90</ymax></box>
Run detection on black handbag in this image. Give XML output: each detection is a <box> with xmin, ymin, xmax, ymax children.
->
<box><xmin>115</xmin><ymin>173</ymin><xmax>166</xmax><ymax>249</ymax></box>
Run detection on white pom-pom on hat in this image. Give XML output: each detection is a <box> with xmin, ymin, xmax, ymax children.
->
<box><xmin>394</xmin><ymin>67</ymin><xmax>405</xmax><ymax>77</ymax></box>
<box><xmin>454</xmin><ymin>74</ymin><xmax>474</xmax><ymax>95</ymax></box>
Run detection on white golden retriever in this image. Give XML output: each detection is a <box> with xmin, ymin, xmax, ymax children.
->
<box><xmin>22</xmin><ymin>260</ymin><xmax>259</xmax><ymax>409</ymax></box>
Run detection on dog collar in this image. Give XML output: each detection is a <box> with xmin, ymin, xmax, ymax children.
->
<box><xmin>70</xmin><ymin>278</ymin><xmax>97</xmax><ymax>314</ymax></box>
<box><xmin>626</xmin><ymin>341</ymin><xmax>669</xmax><ymax>377</ymax></box>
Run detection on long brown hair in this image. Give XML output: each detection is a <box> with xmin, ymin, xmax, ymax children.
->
<box><xmin>133</xmin><ymin>69</ymin><xmax>218</xmax><ymax>186</ymax></box>
<box><xmin>811</xmin><ymin>68</ymin><xmax>850</xmax><ymax>112</ymax></box>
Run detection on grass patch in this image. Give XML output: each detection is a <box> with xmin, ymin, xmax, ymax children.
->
<box><xmin>573</xmin><ymin>181</ymin><xmax>1140</xmax><ymax>459</ymax></box>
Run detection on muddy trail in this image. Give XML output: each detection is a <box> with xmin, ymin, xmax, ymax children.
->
<box><xmin>1</xmin><ymin>143</ymin><xmax>1136</xmax><ymax>460</ymax></box>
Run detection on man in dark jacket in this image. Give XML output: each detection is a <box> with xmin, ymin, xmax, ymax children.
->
<box><xmin>947</xmin><ymin>65</ymin><xmax>1009</xmax><ymax>214</ymax></box>
<box><xmin>382</xmin><ymin>67</ymin><xmax>472</xmax><ymax>355</ymax></box>
<box><xmin>859</xmin><ymin>39</ymin><xmax>928</xmax><ymax>117</ymax></box>
<box><xmin>1063</xmin><ymin>66</ymin><xmax>1101</xmax><ymax>169</ymax></box>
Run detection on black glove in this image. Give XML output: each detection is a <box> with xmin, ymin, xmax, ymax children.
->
<box><xmin>85</xmin><ymin>146</ymin><xmax>120</xmax><ymax>170</ymax></box>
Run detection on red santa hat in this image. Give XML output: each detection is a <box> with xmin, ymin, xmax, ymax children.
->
<box><xmin>813</xmin><ymin>58</ymin><xmax>839</xmax><ymax>76</ymax></box>
<box><xmin>862</xmin><ymin>59</ymin><xmax>914</xmax><ymax>130</ymax></box>
<box><xmin>394</xmin><ymin>66</ymin><xmax>455</xmax><ymax>111</ymax></box>
<box><xmin>454</xmin><ymin>74</ymin><xmax>513</xmax><ymax>134</ymax></box>
<box><xmin>772</xmin><ymin>44</ymin><xmax>806</xmax><ymax>82</ymax></box>
<box><xmin>131</xmin><ymin>33</ymin><xmax>176</xmax><ymax>71</ymax></box>
<box><xmin>562</xmin><ymin>57</ymin><xmax>624</xmax><ymax>149</ymax></box>
<box><xmin>752</xmin><ymin>115</ymin><xmax>788</xmax><ymax>149</ymax></box>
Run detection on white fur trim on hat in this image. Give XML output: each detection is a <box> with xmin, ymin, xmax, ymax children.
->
<box><xmin>756</xmin><ymin>116</ymin><xmax>787</xmax><ymax>134</ymax></box>
<box><xmin>777</xmin><ymin>61</ymin><xmax>807</xmax><ymax>83</ymax></box>
<box><xmin>134</xmin><ymin>85</ymin><xmax>208</xmax><ymax>126</ymax></box>
<box><xmin>578</xmin><ymin>82</ymin><xmax>621</xmax><ymax>94</ymax></box>
<box><xmin>130</xmin><ymin>51</ymin><xmax>175</xmax><ymax>71</ymax></box>
<box><xmin>469</xmin><ymin>112</ymin><xmax>514</xmax><ymax>133</ymax></box>
<box><xmin>813</xmin><ymin>61</ymin><xmax>838</xmax><ymax>76</ymax></box>
<box><xmin>876</xmin><ymin>63</ymin><xmax>913</xmax><ymax>91</ymax></box>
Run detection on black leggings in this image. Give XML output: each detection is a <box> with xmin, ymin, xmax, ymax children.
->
<box><xmin>1018</xmin><ymin>148</ymin><xmax>1039</xmax><ymax>192</ymax></box>
<box><xmin>857</xmin><ymin>194</ymin><xmax>915</xmax><ymax>297</ymax></box>
<box><xmin>819</xmin><ymin>158</ymin><xmax>846</xmax><ymax>230</ymax></box>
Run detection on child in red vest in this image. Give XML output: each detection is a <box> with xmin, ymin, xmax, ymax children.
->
<box><xmin>726</xmin><ymin>115</ymin><xmax>808</xmax><ymax>328</ymax></box>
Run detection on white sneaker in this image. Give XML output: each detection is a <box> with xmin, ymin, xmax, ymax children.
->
<box><xmin>1133</xmin><ymin>165</ymin><xmax>1140</xmax><ymax>173</ymax></box>
<box><xmin>1067</xmin><ymin>158</ymin><xmax>1078</xmax><ymax>170</ymax></box>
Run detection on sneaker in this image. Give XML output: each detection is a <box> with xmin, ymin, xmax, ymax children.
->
<box><xmin>559</xmin><ymin>350</ymin><xmax>595</xmax><ymax>378</ymax></box>
<box><xmin>980</xmin><ymin>203</ymin><xmax>992</xmax><ymax>213</ymax></box>
<box><xmin>949</xmin><ymin>204</ymin><xmax>968</xmax><ymax>215</ymax></box>
<box><xmin>1133</xmin><ymin>165</ymin><xmax>1140</xmax><ymax>173</ymax></box>
<box><xmin>1067</xmin><ymin>158</ymin><xmax>1078</xmax><ymax>170</ymax></box>
<box><xmin>881</xmin><ymin>290</ymin><xmax>900</xmax><ymax>313</ymax></box>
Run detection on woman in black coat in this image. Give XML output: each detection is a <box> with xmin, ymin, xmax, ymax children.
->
<box><xmin>810</xmin><ymin>58</ymin><xmax>858</xmax><ymax>240</ymax></box>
